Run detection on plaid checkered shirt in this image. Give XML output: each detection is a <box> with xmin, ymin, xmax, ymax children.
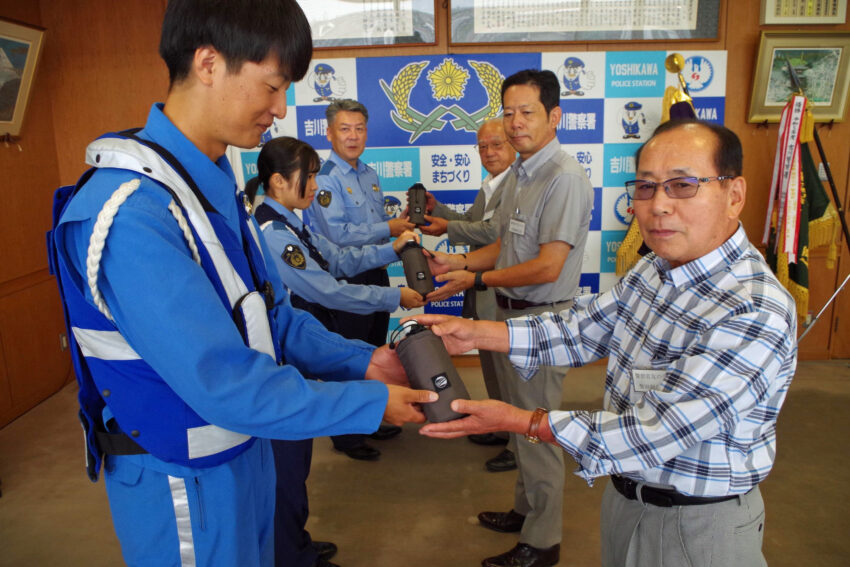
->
<box><xmin>507</xmin><ymin>225</ymin><xmax>798</xmax><ymax>497</ymax></box>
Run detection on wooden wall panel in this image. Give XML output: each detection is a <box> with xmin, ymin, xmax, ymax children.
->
<box><xmin>0</xmin><ymin>0</ymin><xmax>68</xmax><ymax>426</ymax></box>
<box><xmin>0</xmin><ymin>0</ymin><xmax>59</xmax><ymax>284</ymax></box>
<box><xmin>40</xmin><ymin>0</ymin><xmax>169</xmax><ymax>186</ymax></box>
<box><xmin>0</xmin><ymin>278</ymin><xmax>70</xmax><ymax>426</ymax></box>
<box><xmin>830</xmin><ymin>148</ymin><xmax>850</xmax><ymax>358</ymax></box>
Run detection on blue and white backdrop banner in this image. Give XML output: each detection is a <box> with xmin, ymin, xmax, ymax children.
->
<box><xmin>228</xmin><ymin>50</ymin><xmax>726</xmax><ymax>331</ymax></box>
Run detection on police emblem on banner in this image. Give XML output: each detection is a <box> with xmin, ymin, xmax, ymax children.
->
<box><xmin>379</xmin><ymin>57</ymin><xmax>504</xmax><ymax>142</ymax></box>
<box><xmin>317</xmin><ymin>189</ymin><xmax>332</xmax><ymax>207</ymax></box>
<box><xmin>614</xmin><ymin>192</ymin><xmax>634</xmax><ymax>226</ymax></box>
<box><xmin>283</xmin><ymin>245</ymin><xmax>306</xmax><ymax>269</ymax></box>
<box><xmin>683</xmin><ymin>56</ymin><xmax>714</xmax><ymax>92</ymax></box>
<box><xmin>307</xmin><ymin>62</ymin><xmax>347</xmax><ymax>103</ymax></box>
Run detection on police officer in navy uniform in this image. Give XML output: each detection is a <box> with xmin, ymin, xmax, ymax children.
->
<box><xmin>48</xmin><ymin>2</ymin><xmax>435</xmax><ymax>566</ymax></box>
<box><xmin>304</xmin><ymin>99</ymin><xmax>416</xmax><ymax>459</ymax></box>
<box><xmin>245</xmin><ymin>137</ymin><xmax>426</xmax><ymax>567</ymax></box>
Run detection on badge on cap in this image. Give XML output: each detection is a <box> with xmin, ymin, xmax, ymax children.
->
<box><xmin>283</xmin><ymin>245</ymin><xmax>306</xmax><ymax>270</ymax></box>
<box><xmin>317</xmin><ymin>190</ymin><xmax>332</xmax><ymax>207</ymax></box>
<box><xmin>372</xmin><ymin>184</ymin><xmax>379</xmax><ymax>192</ymax></box>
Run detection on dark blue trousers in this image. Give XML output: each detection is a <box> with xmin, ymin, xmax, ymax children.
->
<box><xmin>271</xmin><ymin>438</ymin><xmax>317</xmax><ymax>567</ymax></box>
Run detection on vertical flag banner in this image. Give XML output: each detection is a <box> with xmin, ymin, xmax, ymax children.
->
<box><xmin>227</xmin><ymin>50</ymin><xmax>727</xmax><ymax>329</ymax></box>
<box><xmin>764</xmin><ymin>96</ymin><xmax>838</xmax><ymax>321</ymax></box>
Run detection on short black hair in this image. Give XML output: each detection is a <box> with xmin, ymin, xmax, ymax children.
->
<box><xmin>159</xmin><ymin>0</ymin><xmax>312</xmax><ymax>86</ymax></box>
<box><xmin>500</xmin><ymin>69</ymin><xmax>560</xmax><ymax>114</ymax></box>
<box><xmin>244</xmin><ymin>137</ymin><xmax>320</xmax><ymax>204</ymax></box>
<box><xmin>635</xmin><ymin>119</ymin><xmax>743</xmax><ymax>177</ymax></box>
<box><xmin>326</xmin><ymin>99</ymin><xmax>369</xmax><ymax>126</ymax></box>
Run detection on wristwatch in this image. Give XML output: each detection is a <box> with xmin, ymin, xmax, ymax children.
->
<box><xmin>474</xmin><ymin>271</ymin><xmax>487</xmax><ymax>291</ymax></box>
<box><xmin>525</xmin><ymin>407</ymin><xmax>549</xmax><ymax>444</ymax></box>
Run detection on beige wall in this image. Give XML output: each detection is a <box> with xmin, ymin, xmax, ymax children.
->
<box><xmin>1</xmin><ymin>0</ymin><xmax>847</xmax><ymax>426</ymax></box>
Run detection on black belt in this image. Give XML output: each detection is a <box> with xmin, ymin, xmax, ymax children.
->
<box><xmin>495</xmin><ymin>293</ymin><xmax>569</xmax><ymax>311</ymax></box>
<box><xmin>610</xmin><ymin>475</ymin><xmax>740</xmax><ymax>507</ymax></box>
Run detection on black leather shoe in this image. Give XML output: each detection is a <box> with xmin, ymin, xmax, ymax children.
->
<box><xmin>478</xmin><ymin>509</ymin><xmax>525</xmax><ymax>533</ymax></box>
<box><xmin>482</xmin><ymin>543</ymin><xmax>560</xmax><ymax>567</ymax></box>
<box><xmin>469</xmin><ymin>433</ymin><xmax>509</xmax><ymax>446</ymax></box>
<box><xmin>486</xmin><ymin>449</ymin><xmax>517</xmax><ymax>472</ymax></box>
<box><xmin>339</xmin><ymin>443</ymin><xmax>380</xmax><ymax>461</ymax></box>
<box><xmin>315</xmin><ymin>559</ymin><xmax>339</xmax><ymax>567</ymax></box>
<box><xmin>312</xmin><ymin>541</ymin><xmax>337</xmax><ymax>561</ymax></box>
<box><xmin>369</xmin><ymin>424</ymin><xmax>402</xmax><ymax>440</ymax></box>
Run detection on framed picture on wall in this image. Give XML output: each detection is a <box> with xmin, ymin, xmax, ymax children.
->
<box><xmin>760</xmin><ymin>0</ymin><xmax>847</xmax><ymax>25</ymax></box>
<box><xmin>0</xmin><ymin>18</ymin><xmax>44</xmax><ymax>137</ymax></box>
<box><xmin>748</xmin><ymin>31</ymin><xmax>850</xmax><ymax>123</ymax></box>
<box><xmin>449</xmin><ymin>0</ymin><xmax>721</xmax><ymax>44</ymax></box>
<box><xmin>296</xmin><ymin>0</ymin><xmax>436</xmax><ymax>49</ymax></box>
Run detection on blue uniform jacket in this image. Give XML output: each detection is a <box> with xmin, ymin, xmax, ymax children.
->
<box><xmin>303</xmin><ymin>150</ymin><xmax>391</xmax><ymax>246</ymax></box>
<box><xmin>56</xmin><ymin>104</ymin><xmax>388</xmax><ymax>476</ymax></box>
<box><xmin>258</xmin><ymin>199</ymin><xmax>401</xmax><ymax>314</ymax></box>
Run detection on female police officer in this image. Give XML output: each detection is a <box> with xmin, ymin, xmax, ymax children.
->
<box><xmin>244</xmin><ymin>137</ymin><xmax>425</xmax><ymax>567</ymax></box>
<box><xmin>246</xmin><ymin>137</ymin><xmax>424</xmax><ymax>325</ymax></box>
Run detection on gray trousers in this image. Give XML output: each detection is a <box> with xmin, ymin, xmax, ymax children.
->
<box><xmin>600</xmin><ymin>481</ymin><xmax>767</xmax><ymax>567</ymax></box>
<box><xmin>475</xmin><ymin>288</ymin><xmax>506</xmax><ymax>439</ymax></box>
<box><xmin>493</xmin><ymin>300</ymin><xmax>572</xmax><ymax>549</ymax></box>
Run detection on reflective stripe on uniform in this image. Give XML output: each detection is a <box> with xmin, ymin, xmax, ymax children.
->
<box><xmin>187</xmin><ymin>425</ymin><xmax>251</xmax><ymax>460</ymax></box>
<box><xmin>72</xmin><ymin>327</ymin><xmax>141</xmax><ymax>360</ymax></box>
<box><xmin>168</xmin><ymin>475</ymin><xmax>196</xmax><ymax>567</ymax></box>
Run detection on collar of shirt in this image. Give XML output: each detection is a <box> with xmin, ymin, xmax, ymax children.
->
<box><xmin>262</xmin><ymin>197</ymin><xmax>308</xmax><ymax>236</ymax></box>
<box><xmin>482</xmin><ymin>167</ymin><xmax>511</xmax><ymax>206</ymax></box>
<box><xmin>511</xmin><ymin>136</ymin><xmax>561</xmax><ymax>182</ymax></box>
<box><xmin>328</xmin><ymin>149</ymin><xmax>366</xmax><ymax>175</ymax></box>
<box><xmin>652</xmin><ymin>223</ymin><xmax>748</xmax><ymax>289</ymax></box>
<box><xmin>143</xmin><ymin>103</ymin><xmax>240</xmax><ymax>229</ymax></box>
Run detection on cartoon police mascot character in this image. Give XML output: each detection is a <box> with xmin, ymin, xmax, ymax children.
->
<box><xmin>383</xmin><ymin>195</ymin><xmax>402</xmax><ymax>219</ymax></box>
<box><xmin>621</xmin><ymin>101</ymin><xmax>646</xmax><ymax>139</ymax></box>
<box><xmin>562</xmin><ymin>57</ymin><xmax>586</xmax><ymax>96</ymax></box>
<box><xmin>311</xmin><ymin>63</ymin><xmax>347</xmax><ymax>102</ymax></box>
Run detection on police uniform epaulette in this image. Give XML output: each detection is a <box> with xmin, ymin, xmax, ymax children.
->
<box><xmin>318</xmin><ymin>160</ymin><xmax>336</xmax><ymax>176</ymax></box>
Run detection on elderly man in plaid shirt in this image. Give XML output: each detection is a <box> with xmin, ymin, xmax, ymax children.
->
<box><xmin>415</xmin><ymin>119</ymin><xmax>797</xmax><ymax>567</ymax></box>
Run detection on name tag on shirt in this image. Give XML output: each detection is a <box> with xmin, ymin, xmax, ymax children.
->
<box><xmin>632</xmin><ymin>369</ymin><xmax>666</xmax><ymax>392</ymax></box>
<box><xmin>483</xmin><ymin>210</ymin><xmax>495</xmax><ymax>221</ymax></box>
<box><xmin>509</xmin><ymin>218</ymin><xmax>526</xmax><ymax>236</ymax></box>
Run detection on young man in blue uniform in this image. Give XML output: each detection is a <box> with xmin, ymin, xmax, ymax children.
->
<box><xmin>304</xmin><ymin>99</ymin><xmax>416</xmax><ymax>460</ymax></box>
<box><xmin>49</xmin><ymin>2</ymin><xmax>435</xmax><ymax>566</ymax></box>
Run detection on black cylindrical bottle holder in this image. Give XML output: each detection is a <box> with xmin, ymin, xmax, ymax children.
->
<box><xmin>394</xmin><ymin>325</ymin><xmax>470</xmax><ymax>422</ymax></box>
<box><xmin>399</xmin><ymin>240</ymin><xmax>435</xmax><ymax>298</ymax></box>
<box><xmin>407</xmin><ymin>183</ymin><xmax>427</xmax><ymax>225</ymax></box>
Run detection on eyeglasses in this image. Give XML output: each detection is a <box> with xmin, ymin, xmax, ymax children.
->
<box><xmin>624</xmin><ymin>176</ymin><xmax>734</xmax><ymax>200</ymax></box>
<box><xmin>476</xmin><ymin>141</ymin><xmax>506</xmax><ymax>152</ymax></box>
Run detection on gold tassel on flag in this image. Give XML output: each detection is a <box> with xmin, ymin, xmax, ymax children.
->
<box><xmin>616</xmin><ymin>222</ymin><xmax>643</xmax><ymax>276</ymax></box>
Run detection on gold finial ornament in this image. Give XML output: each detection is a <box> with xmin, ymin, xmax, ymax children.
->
<box><xmin>664</xmin><ymin>53</ymin><xmax>685</xmax><ymax>74</ymax></box>
<box><xmin>664</xmin><ymin>52</ymin><xmax>692</xmax><ymax>102</ymax></box>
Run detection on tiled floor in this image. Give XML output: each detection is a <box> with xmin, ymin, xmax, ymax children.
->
<box><xmin>1</xmin><ymin>360</ymin><xmax>848</xmax><ymax>566</ymax></box>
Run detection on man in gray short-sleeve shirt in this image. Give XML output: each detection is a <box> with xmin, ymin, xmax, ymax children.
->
<box><xmin>427</xmin><ymin>69</ymin><xmax>593</xmax><ymax>567</ymax></box>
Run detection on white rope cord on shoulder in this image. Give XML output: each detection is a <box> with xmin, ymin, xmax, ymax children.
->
<box><xmin>86</xmin><ymin>178</ymin><xmax>202</xmax><ymax>320</ymax></box>
<box><xmin>168</xmin><ymin>201</ymin><xmax>202</xmax><ymax>266</ymax></box>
